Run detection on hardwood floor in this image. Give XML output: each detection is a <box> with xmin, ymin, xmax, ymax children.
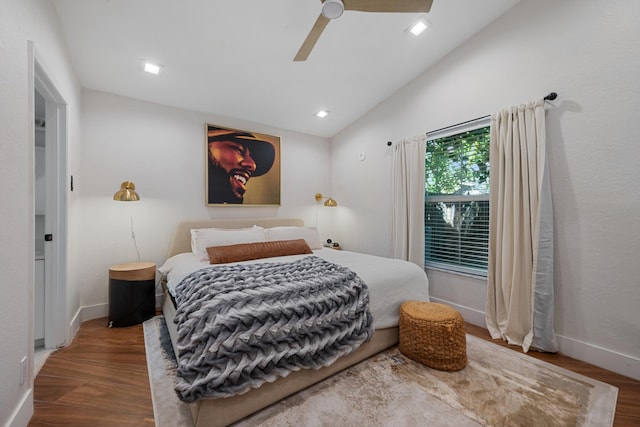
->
<box><xmin>29</xmin><ymin>318</ymin><xmax>154</xmax><ymax>427</ymax></box>
<box><xmin>29</xmin><ymin>318</ymin><xmax>640</xmax><ymax>426</ymax></box>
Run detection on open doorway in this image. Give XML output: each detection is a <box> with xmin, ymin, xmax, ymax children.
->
<box><xmin>34</xmin><ymin>88</ymin><xmax>46</xmax><ymax>352</ymax></box>
<box><xmin>32</xmin><ymin>54</ymin><xmax>68</xmax><ymax>372</ymax></box>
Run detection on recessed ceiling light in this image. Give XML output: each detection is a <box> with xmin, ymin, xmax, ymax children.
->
<box><xmin>408</xmin><ymin>19</ymin><xmax>429</xmax><ymax>36</ymax></box>
<box><xmin>315</xmin><ymin>110</ymin><xmax>330</xmax><ymax>118</ymax></box>
<box><xmin>143</xmin><ymin>62</ymin><xmax>161</xmax><ymax>75</ymax></box>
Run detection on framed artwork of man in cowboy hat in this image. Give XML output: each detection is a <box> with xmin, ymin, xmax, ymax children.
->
<box><xmin>206</xmin><ymin>124</ymin><xmax>281</xmax><ymax>205</ymax></box>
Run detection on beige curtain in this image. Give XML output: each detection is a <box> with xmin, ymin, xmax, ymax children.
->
<box><xmin>485</xmin><ymin>99</ymin><xmax>558</xmax><ymax>353</ymax></box>
<box><xmin>391</xmin><ymin>135</ymin><xmax>426</xmax><ymax>267</ymax></box>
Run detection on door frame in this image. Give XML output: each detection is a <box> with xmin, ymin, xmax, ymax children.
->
<box><xmin>32</xmin><ymin>47</ymin><xmax>68</xmax><ymax>348</ymax></box>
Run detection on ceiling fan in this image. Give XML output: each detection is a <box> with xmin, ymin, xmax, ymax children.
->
<box><xmin>294</xmin><ymin>0</ymin><xmax>433</xmax><ymax>61</ymax></box>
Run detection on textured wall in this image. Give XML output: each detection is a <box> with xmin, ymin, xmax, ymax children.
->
<box><xmin>78</xmin><ymin>90</ymin><xmax>331</xmax><ymax>307</ymax></box>
<box><xmin>0</xmin><ymin>0</ymin><xmax>83</xmax><ymax>425</ymax></box>
<box><xmin>331</xmin><ymin>0</ymin><xmax>640</xmax><ymax>378</ymax></box>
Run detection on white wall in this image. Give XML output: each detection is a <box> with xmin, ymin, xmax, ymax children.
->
<box><xmin>331</xmin><ymin>0</ymin><xmax>640</xmax><ymax>379</ymax></box>
<box><xmin>78</xmin><ymin>90</ymin><xmax>331</xmax><ymax>308</ymax></box>
<box><xmin>0</xmin><ymin>0</ymin><xmax>83</xmax><ymax>425</ymax></box>
<box><xmin>2</xmin><ymin>5</ymin><xmax>638</xmax><ymax>426</ymax></box>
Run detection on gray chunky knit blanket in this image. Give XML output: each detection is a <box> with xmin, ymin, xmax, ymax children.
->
<box><xmin>172</xmin><ymin>256</ymin><xmax>373</xmax><ymax>402</ymax></box>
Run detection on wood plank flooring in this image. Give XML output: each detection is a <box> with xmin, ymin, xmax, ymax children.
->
<box><xmin>29</xmin><ymin>318</ymin><xmax>154</xmax><ymax>426</ymax></box>
<box><xmin>29</xmin><ymin>318</ymin><xmax>640</xmax><ymax>426</ymax></box>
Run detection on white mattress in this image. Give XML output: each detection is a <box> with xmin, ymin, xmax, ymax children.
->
<box><xmin>158</xmin><ymin>248</ymin><xmax>429</xmax><ymax>330</ymax></box>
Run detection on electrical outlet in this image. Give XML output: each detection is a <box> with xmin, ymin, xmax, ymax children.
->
<box><xmin>20</xmin><ymin>356</ymin><xmax>27</xmax><ymax>385</ymax></box>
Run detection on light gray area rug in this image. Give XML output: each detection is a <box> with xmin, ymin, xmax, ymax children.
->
<box><xmin>144</xmin><ymin>316</ymin><xmax>617</xmax><ymax>427</ymax></box>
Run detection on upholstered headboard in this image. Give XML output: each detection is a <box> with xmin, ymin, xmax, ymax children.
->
<box><xmin>167</xmin><ymin>217</ymin><xmax>305</xmax><ymax>257</ymax></box>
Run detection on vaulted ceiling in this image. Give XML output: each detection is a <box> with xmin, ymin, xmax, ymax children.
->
<box><xmin>53</xmin><ymin>0</ymin><xmax>519</xmax><ymax>137</ymax></box>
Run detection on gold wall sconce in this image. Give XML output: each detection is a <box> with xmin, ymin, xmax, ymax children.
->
<box><xmin>113</xmin><ymin>181</ymin><xmax>141</xmax><ymax>261</ymax></box>
<box><xmin>113</xmin><ymin>181</ymin><xmax>140</xmax><ymax>201</ymax></box>
<box><xmin>315</xmin><ymin>192</ymin><xmax>337</xmax><ymax>207</ymax></box>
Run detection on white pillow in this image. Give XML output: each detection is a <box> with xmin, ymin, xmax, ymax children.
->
<box><xmin>157</xmin><ymin>252</ymin><xmax>195</xmax><ymax>276</ymax></box>
<box><xmin>190</xmin><ymin>226</ymin><xmax>266</xmax><ymax>261</ymax></box>
<box><xmin>265</xmin><ymin>226</ymin><xmax>323</xmax><ymax>250</ymax></box>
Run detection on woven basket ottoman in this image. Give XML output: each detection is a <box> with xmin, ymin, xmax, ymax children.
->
<box><xmin>399</xmin><ymin>301</ymin><xmax>467</xmax><ymax>371</ymax></box>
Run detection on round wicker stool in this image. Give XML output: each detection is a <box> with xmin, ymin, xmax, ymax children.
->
<box><xmin>399</xmin><ymin>301</ymin><xmax>467</xmax><ymax>371</ymax></box>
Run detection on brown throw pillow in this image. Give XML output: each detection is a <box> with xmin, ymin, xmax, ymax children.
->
<box><xmin>206</xmin><ymin>239</ymin><xmax>313</xmax><ymax>264</ymax></box>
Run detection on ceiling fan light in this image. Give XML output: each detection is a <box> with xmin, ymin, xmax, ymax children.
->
<box><xmin>322</xmin><ymin>0</ymin><xmax>344</xmax><ymax>20</ymax></box>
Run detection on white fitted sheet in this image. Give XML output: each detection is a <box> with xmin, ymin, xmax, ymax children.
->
<box><xmin>159</xmin><ymin>248</ymin><xmax>429</xmax><ymax>330</ymax></box>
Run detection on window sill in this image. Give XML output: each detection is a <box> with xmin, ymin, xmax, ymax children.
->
<box><xmin>425</xmin><ymin>265</ymin><xmax>487</xmax><ymax>281</ymax></box>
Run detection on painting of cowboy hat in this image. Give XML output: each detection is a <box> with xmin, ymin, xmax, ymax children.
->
<box><xmin>206</xmin><ymin>124</ymin><xmax>281</xmax><ymax>206</ymax></box>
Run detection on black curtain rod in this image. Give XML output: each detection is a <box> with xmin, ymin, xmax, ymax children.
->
<box><xmin>386</xmin><ymin>91</ymin><xmax>558</xmax><ymax>146</ymax></box>
<box><xmin>387</xmin><ymin>115</ymin><xmax>488</xmax><ymax>146</ymax></box>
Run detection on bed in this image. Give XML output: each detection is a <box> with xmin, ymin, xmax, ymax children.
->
<box><xmin>159</xmin><ymin>218</ymin><xmax>429</xmax><ymax>426</ymax></box>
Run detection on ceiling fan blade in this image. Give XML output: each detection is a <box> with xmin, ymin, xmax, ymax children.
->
<box><xmin>343</xmin><ymin>0</ymin><xmax>432</xmax><ymax>13</ymax></box>
<box><xmin>294</xmin><ymin>14</ymin><xmax>331</xmax><ymax>62</ymax></box>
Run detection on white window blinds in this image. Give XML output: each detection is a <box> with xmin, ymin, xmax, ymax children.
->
<box><xmin>425</xmin><ymin>118</ymin><xmax>490</xmax><ymax>276</ymax></box>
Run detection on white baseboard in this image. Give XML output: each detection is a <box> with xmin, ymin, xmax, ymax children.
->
<box><xmin>69</xmin><ymin>297</ymin><xmax>163</xmax><ymax>332</ymax></box>
<box><xmin>76</xmin><ymin>297</ymin><xmax>163</xmax><ymax>325</ymax></box>
<box><xmin>67</xmin><ymin>297</ymin><xmax>640</xmax><ymax>382</ymax></box>
<box><xmin>429</xmin><ymin>296</ymin><xmax>486</xmax><ymax>327</ymax></box>
<box><xmin>69</xmin><ymin>307</ymin><xmax>82</xmax><ymax>343</ymax></box>
<box><xmin>66</xmin><ymin>304</ymin><xmax>106</xmax><ymax>348</ymax></box>
<box><xmin>556</xmin><ymin>334</ymin><xmax>640</xmax><ymax>381</ymax></box>
<box><xmin>66</xmin><ymin>304</ymin><xmax>107</xmax><ymax>348</ymax></box>
<box><xmin>6</xmin><ymin>388</ymin><xmax>33</xmax><ymax>427</ymax></box>
<box><xmin>64</xmin><ymin>298</ymin><xmax>162</xmax><ymax>351</ymax></box>
<box><xmin>431</xmin><ymin>296</ymin><xmax>640</xmax><ymax>381</ymax></box>
<box><xmin>80</xmin><ymin>303</ymin><xmax>108</xmax><ymax>322</ymax></box>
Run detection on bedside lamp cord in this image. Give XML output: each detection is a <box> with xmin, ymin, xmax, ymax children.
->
<box><xmin>130</xmin><ymin>212</ymin><xmax>141</xmax><ymax>262</ymax></box>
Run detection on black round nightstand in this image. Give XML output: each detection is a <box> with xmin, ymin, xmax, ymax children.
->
<box><xmin>108</xmin><ymin>262</ymin><xmax>156</xmax><ymax>327</ymax></box>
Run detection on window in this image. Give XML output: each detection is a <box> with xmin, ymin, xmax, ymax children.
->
<box><xmin>425</xmin><ymin>118</ymin><xmax>490</xmax><ymax>276</ymax></box>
